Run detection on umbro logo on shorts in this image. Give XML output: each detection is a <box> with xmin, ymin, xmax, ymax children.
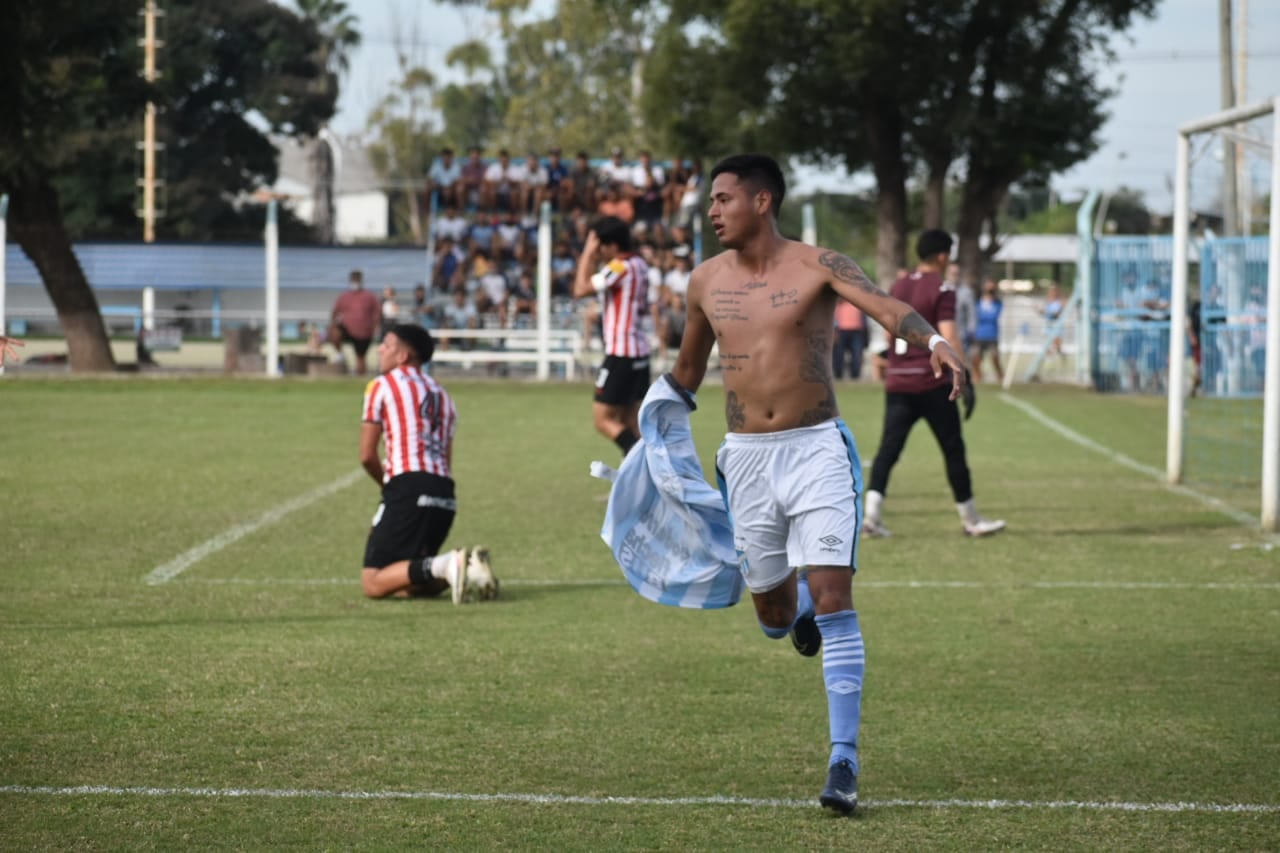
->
<box><xmin>819</xmin><ymin>535</ymin><xmax>843</xmax><ymax>547</ymax></box>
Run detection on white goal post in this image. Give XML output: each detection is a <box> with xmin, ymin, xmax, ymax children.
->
<box><xmin>1167</xmin><ymin>96</ymin><xmax>1280</xmax><ymax>532</ymax></box>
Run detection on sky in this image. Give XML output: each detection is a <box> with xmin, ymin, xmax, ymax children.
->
<box><xmin>328</xmin><ymin>0</ymin><xmax>1280</xmax><ymax>215</ymax></box>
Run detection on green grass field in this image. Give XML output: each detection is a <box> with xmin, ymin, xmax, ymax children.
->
<box><xmin>1</xmin><ymin>377</ymin><xmax>1277</xmax><ymax>851</ymax></box>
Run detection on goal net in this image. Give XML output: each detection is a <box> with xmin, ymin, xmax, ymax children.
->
<box><xmin>1168</xmin><ymin>97</ymin><xmax>1280</xmax><ymax>532</ymax></box>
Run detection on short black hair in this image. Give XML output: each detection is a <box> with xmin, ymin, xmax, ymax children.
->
<box><xmin>915</xmin><ymin>228</ymin><xmax>954</xmax><ymax>260</ymax></box>
<box><xmin>710</xmin><ymin>154</ymin><xmax>786</xmax><ymax>217</ymax></box>
<box><xmin>591</xmin><ymin>215</ymin><xmax>633</xmax><ymax>251</ymax></box>
<box><xmin>388</xmin><ymin>323</ymin><xmax>435</xmax><ymax>365</ymax></box>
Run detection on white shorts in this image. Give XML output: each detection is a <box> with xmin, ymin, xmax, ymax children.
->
<box><xmin>715</xmin><ymin>419</ymin><xmax>864</xmax><ymax>594</ymax></box>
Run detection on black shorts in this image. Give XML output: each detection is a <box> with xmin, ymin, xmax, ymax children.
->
<box><xmin>338</xmin><ymin>324</ymin><xmax>374</xmax><ymax>358</ymax></box>
<box><xmin>363</xmin><ymin>472</ymin><xmax>456</xmax><ymax>569</ymax></box>
<box><xmin>594</xmin><ymin>355</ymin><xmax>650</xmax><ymax>406</ymax></box>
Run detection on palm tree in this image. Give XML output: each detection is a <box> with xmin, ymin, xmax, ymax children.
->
<box><xmin>296</xmin><ymin>0</ymin><xmax>362</xmax><ymax>244</ymax></box>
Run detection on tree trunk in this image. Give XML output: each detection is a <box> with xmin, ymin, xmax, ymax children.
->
<box><xmin>956</xmin><ymin>176</ymin><xmax>1009</xmax><ymax>288</ymax></box>
<box><xmin>310</xmin><ymin>134</ymin><xmax>335</xmax><ymax>244</ymax></box>
<box><xmin>10</xmin><ymin>180</ymin><xmax>116</xmax><ymax>371</ymax></box>
<box><xmin>863</xmin><ymin>106</ymin><xmax>909</xmax><ymax>289</ymax></box>
<box><xmin>923</xmin><ymin>163</ymin><xmax>948</xmax><ymax>231</ymax></box>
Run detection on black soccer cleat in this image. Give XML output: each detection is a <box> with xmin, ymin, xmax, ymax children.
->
<box><xmin>789</xmin><ymin>612</ymin><xmax>821</xmax><ymax>657</ymax></box>
<box><xmin>819</xmin><ymin>759</ymin><xmax>858</xmax><ymax>815</ymax></box>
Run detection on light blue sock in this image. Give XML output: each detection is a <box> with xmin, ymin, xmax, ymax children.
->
<box><xmin>757</xmin><ymin>573</ymin><xmax>816</xmax><ymax>639</ymax></box>
<box><xmin>816</xmin><ymin>609</ymin><xmax>864</xmax><ymax>773</ymax></box>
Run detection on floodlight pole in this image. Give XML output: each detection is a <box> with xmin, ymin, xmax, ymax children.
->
<box><xmin>536</xmin><ymin>200</ymin><xmax>552</xmax><ymax>381</ymax></box>
<box><xmin>265</xmin><ymin>199</ymin><xmax>280</xmax><ymax>378</ymax></box>
<box><xmin>1167</xmin><ymin>132</ymin><xmax>1191</xmax><ymax>486</ymax></box>
<box><xmin>1261</xmin><ymin>97</ymin><xmax>1280</xmax><ymax>532</ymax></box>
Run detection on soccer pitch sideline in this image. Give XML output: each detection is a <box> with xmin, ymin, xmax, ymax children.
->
<box><xmin>1</xmin><ymin>377</ymin><xmax>1276</xmax><ymax>851</ymax></box>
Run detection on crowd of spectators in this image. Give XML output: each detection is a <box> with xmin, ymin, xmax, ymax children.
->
<box><xmin>393</xmin><ymin>146</ymin><xmax>706</xmax><ymax>358</ymax></box>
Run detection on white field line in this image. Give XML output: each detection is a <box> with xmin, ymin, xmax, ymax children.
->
<box><xmin>179</xmin><ymin>577</ymin><xmax>1280</xmax><ymax>591</ymax></box>
<box><xmin>0</xmin><ymin>784</ymin><xmax>1275</xmax><ymax>814</ymax></box>
<box><xmin>143</xmin><ymin>469</ymin><xmax>365</xmax><ymax>585</ymax></box>
<box><xmin>999</xmin><ymin>392</ymin><xmax>1279</xmax><ymax>542</ymax></box>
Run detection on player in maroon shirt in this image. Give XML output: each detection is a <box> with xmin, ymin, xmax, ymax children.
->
<box><xmin>862</xmin><ymin>230</ymin><xmax>1005</xmax><ymax>538</ymax></box>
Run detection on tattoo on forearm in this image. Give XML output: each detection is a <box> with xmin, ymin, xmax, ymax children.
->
<box><xmin>725</xmin><ymin>390</ymin><xmax>746</xmax><ymax>430</ymax></box>
<box><xmin>895</xmin><ymin>311</ymin><xmax>937</xmax><ymax>350</ymax></box>
<box><xmin>819</xmin><ymin>251</ymin><xmax>879</xmax><ymax>295</ymax></box>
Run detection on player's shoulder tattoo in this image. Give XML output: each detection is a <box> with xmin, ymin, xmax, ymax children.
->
<box><xmin>818</xmin><ymin>250</ymin><xmax>879</xmax><ymax>295</ymax></box>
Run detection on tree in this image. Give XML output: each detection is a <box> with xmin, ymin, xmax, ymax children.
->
<box><xmin>646</xmin><ymin>0</ymin><xmax>1156</xmax><ymax>286</ymax></box>
<box><xmin>436</xmin><ymin>41</ymin><xmax>505</xmax><ymax>153</ymax></box>
<box><xmin>0</xmin><ymin>0</ymin><xmax>335</xmax><ymax>370</ymax></box>
<box><xmin>366</xmin><ymin>63</ymin><xmax>437</xmax><ymax>243</ymax></box>
<box><xmin>296</xmin><ymin>0</ymin><xmax>363</xmax><ymax>244</ymax></box>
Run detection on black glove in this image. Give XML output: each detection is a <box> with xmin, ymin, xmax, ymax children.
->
<box><xmin>960</xmin><ymin>370</ymin><xmax>976</xmax><ymax>420</ymax></box>
<box><xmin>662</xmin><ymin>373</ymin><xmax>697</xmax><ymax>411</ymax></box>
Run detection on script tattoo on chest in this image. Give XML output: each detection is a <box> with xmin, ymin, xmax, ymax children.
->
<box><xmin>709</xmin><ymin>287</ymin><xmax>749</xmax><ymax>323</ymax></box>
<box><xmin>769</xmin><ymin>289</ymin><xmax>799</xmax><ymax>308</ymax></box>
<box><xmin>720</xmin><ymin>353</ymin><xmax>750</xmax><ymax>373</ymax></box>
<box><xmin>743</xmin><ymin>280</ymin><xmax>767</xmax><ymax>290</ymax></box>
<box><xmin>724</xmin><ymin>390</ymin><xmax>746</xmax><ymax>430</ymax></box>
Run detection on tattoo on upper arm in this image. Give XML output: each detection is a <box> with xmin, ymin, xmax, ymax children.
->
<box><xmin>819</xmin><ymin>251</ymin><xmax>879</xmax><ymax>295</ymax></box>
<box><xmin>895</xmin><ymin>311</ymin><xmax>937</xmax><ymax>350</ymax></box>
<box><xmin>725</xmin><ymin>390</ymin><xmax>745</xmax><ymax>430</ymax></box>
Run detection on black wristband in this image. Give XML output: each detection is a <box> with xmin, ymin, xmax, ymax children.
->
<box><xmin>662</xmin><ymin>373</ymin><xmax>697</xmax><ymax>411</ymax></box>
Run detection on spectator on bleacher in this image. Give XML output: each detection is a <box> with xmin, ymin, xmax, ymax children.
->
<box><xmin>674</xmin><ymin>157</ymin><xmax>704</xmax><ymax>226</ymax></box>
<box><xmin>597</xmin><ymin>183</ymin><xmax>634</xmax><ymax>225</ymax></box>
<box><xmin>474</xmin><ymin>264</ymin><xmax>510</xmax><ymax>328</ymax></box>
<box><xmin>970</xmin><ymin>277</ymin><xmax>1004</xmax><ymax>384</ymax></box>
<box><xmin>441</xmin><ymin>288</ymin><xmax>478</xmax><ymax>350</ymax></box>
<box><xmin>521</xmin><ymin>152</ymin><xmax>549</xmax><ymax>220</ymax></box>
<box><xmin>573</xmin><ymin>215</ymin><xmax>651</xmax><ymax>457</ymax></box>
<box><xmin>428</xmin><ymin>148</ymin><xmax>462</xmax><ymax>210</ymax></box>
<box><xmin>484</xmin><ymin>149</ymin><xmax>526</xmax><ymax>214</ymax></box>
<box><xmin>510</xmin><ymin>269</ymin><xmax>537</xmax><ymax>323</ymax></box>
<box><xmin>460</xmin><ymin>146</ymin><xmax>487</xmax><ymax>212</ymax></box>
<box><xmin>564</xmin><ymin>151</ymin><xmax>597</xmax><ymax>214</ymax></box>
<box><xmin>411</xmin><ymin>284</ymin><xmax>433</xmax><ymax>328</ymax></box>
<box><xmin>381</xmin><ymin>286</ymin><xmax>402</xmax><ymax>332</ymax></box>
<box><xmin>551</xmin><ymin>240</ymin><xmax>577</xmax><ymax>297</ymax></box>
<box><xmin>630</xmin><ymin>150</ymin><xmax>666</xmax><ymax>231</ymax></box>
<box><xmin>356</xmin><ymin>323</ymin><xmax>496</xmax><ymax>603</ymax></box>
<box><xmin>434</xmin><ymin>204</ymin><xmax>469</xmax><ymax>244</ymax></box>
<box><xmin>433</xmin><ymin>236</ymin><xmax>465</xmax><ymax>293</ymax></box>
<box><xmin>329</xmin><ymin>269</ymin><xmax>383</xmax><ymax>374</ymax></box>
<box><xmin>598</xmin><ymin>147</ymin><xmax>631</xmax><ymax>196</ymax></box>
<box><xmin>544</xmin><ymin>147</ymin><xmax>569</xmax><ymax>211</ymax></box>
<box><xmin>468</xmin><ymin>212</ymin><xmax>496</xmax><ymax>252</ymax></box>
<box><xmin>668</xmin><ymin>223</ymin><xmax>694</xmax><ymax>267</ymax></box>
<box><xmin>496</xmin><ymin>211</ymin><xmax>524</xmax><ymax>254</ymax></box>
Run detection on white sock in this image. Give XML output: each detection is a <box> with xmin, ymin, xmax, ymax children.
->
<box><xmin>429</xmin><ymin>553</ymin><xmax>455</xmax><ymax>579</ymax></box>
<box><xmin>865</xmin><ymin>490</ymin><xmax>884</xmax><ymax>522</ymax></box>
<box><xmin>956</xmin><ymin>499</ymin><xmax>980</xmax><ymax>525</ymax></box>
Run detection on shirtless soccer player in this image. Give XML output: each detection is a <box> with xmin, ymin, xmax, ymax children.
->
<box><xmin>667</xmin><ymin>153</ymin><xmax>968</xmax><ymax>815</ymax></box>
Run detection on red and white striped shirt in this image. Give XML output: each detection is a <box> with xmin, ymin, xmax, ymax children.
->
<box><xmin>362</xmin><ymin>366</ymin><xmax>457</xmax><ymax>482</ymax></box>
<box><xmin>591</xmin><ymin>253</ymin><xmax>651</xmax><ymax>358</ymax></box>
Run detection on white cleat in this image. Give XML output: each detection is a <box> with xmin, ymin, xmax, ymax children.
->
<box><xmin>963</xmin><ymin>518</ymin><xmax>1007</xmax><ymax>537</ymax></box>
<box><xmin>449</xmin><ymin>547</ymin><xmax>470</xmax><ymax>606</ymax></box>
<box><xmin>861</xmin><ymin>518</ymin><xmax>891</xmax><ymax>538</ymax></box>
<box><xmin>466</xmin><ymin>546</ymin><xmax>499</xmax><ymax>601</ymax></box>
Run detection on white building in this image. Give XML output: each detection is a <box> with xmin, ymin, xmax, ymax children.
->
<box><xmin>269</xmin><ymin>135</ymin><xmax>391</xmax><ymax>243</ymax></box>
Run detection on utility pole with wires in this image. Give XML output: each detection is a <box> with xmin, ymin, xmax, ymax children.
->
<box><xmin>1219</xmin><ymin>0</ymin><xmax>1239</xmax><ymax>236</ymax></box>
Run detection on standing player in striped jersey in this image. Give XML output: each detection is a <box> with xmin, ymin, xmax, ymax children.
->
<box><xmin>357</xmin><ymin>324</ymin><xmax>498</xmax><ymax>604</ymax></box>
<box><xmin>573</xmin><ymin>215</ymin><xmax>651</xmax><ymax>456</ymax></box>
